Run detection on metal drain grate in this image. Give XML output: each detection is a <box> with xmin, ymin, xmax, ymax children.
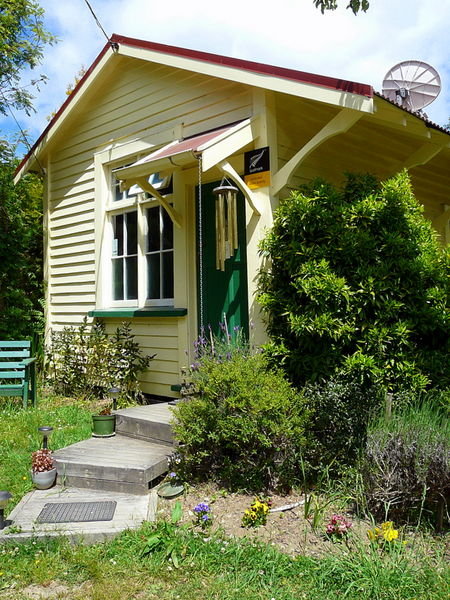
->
<box><xmin>37</xmin><ymin>501</ymin><xmax>117</xmax><ymax>523</ymax></box>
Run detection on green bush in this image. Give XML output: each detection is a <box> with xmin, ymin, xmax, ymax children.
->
<box><xmin>258</xmin><ymin>171</ymin><xmax>450</xmax><ymax>392</ymax></box>
<box><xmin>0</xmin><ymin>142</ymin><xmax>44</xmax><ymax>340</ymax></box>
<box><xmin>46</xmin><ymin>319</ymin><xmax>153</xmax><ymax>405</ymax></box>
<box><xmin>172</xmin><ymin>333</ymin><xmax>310</xmax><ymax>491</ymax></box>
<box><xmin>362</xmin><ymin>401</ymin><xmax>450</xmax><ymax>528</ymax></box>
<box><xmin>302</xmin><ymin>374</ymin><xmax>383</xmax><ymax>470</ymax></box>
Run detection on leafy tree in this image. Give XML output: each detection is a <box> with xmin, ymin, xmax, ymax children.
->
<box><xmin>313</xmin><ymin>0</ymin><xmax>370</xmax><ymax>13</ymax></box>
<box><xmin>258</xmin><ymin>172</ymin><xmax>450</xmax><ymax>393</ymax></box>
<box><xmin>0</xmin><ymin>0</ymin><xmax>55</xmax><ymax>115</ymax></box>
<box><xmin>0</xmin><ymin>140</ymin><xmax>43</xmax><ymax>340</ymax></box>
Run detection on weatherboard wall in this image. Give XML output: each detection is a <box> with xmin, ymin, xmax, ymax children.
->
<box><xmin>45</xmin><ymin>54</ymin><xmax>253</xmax><ymax>396</ymax></box>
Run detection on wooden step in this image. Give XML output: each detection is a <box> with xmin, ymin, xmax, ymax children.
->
<box><xmin>54</xmin><ymin>436</ymin><xmax>173</xmax><ymax>495</ymax></box>
<box><xmin>114</xmin><ymin>403</ymin><xmax>174</xmax><ymax>446</ymax></box>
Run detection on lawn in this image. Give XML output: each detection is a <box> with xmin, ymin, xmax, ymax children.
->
<box><xmin>0</xmin><ymin>396</ymin><xmax>449</xmax><ymax>600</ymax></box>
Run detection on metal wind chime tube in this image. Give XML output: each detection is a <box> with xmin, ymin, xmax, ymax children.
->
<box><xmin>213</xmin><ymin>179</ymin><xmax>239</xmax><ymax>271</ymax></box>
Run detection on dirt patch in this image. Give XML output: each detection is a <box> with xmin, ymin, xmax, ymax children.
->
<box><xmin>0</xmin><ymin>581</ymin><xmax>92</xmax><ymax>600</ymax></box>
<box><xmin>157</xmin><ymin>483</ymin><xmax>371</xmax><ymax>557</ymax></box>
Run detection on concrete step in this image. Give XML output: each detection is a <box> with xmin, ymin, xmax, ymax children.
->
<box><xmin>0</xmin><ymin>486</ymin><xmax>158</xmax><ymax>545</ymax></box>
<box><xmin>114</xmin><ymin>403</ymin><xmax>174</xmax><ymax>446</ymax></box>
<box><xmin>54</xmin><ymin>436</ymin><xmax>173</xmax><ymax>495</ymax></box>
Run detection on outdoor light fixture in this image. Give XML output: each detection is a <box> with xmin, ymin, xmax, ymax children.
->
<box><xmin>108</xmin><ymin>387</ymin><xmax>120</xmax><ymax>411</ymax></box>
<box><xmin>38</xmin><ymin>426</ymin><xmax>53</xmax><ymax>450</ymax></box>
<box><xmin>213</xmin><ymin>178</ymin><xmax>239</xmax><ymax>271</ymax></box>
<box><xmin>0</xmin><ymin>491</ymin><xmax>12</xmax><ymax>530</ymax></box>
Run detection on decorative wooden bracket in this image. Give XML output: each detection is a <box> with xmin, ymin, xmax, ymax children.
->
<box><xmin>401</xmin><ymin>142</ymin><xmax>446</xmax><ymax>170</ymax></box>
<box><xmin>432</xmin><ymin>205</ymin><xmax>450</xmax><ymax>232</ymax></box>
<box><xmin>135</xmin><ymin>177</ymin><xmax>182</xmax><ymax>228</ymax></box>
<box><xmin>271</xmin><ymin>108</ymin><xmax>362</xmax><ymax>195</ymax></box>
<box><xmin>218</xmin><ymin>161</ymin><xmax>261</xmax><ymax>217</ymax></box>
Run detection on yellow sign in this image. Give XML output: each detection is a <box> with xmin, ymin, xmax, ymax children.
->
<box><xmin>244</xmin><ymin>171</ymin><xmax>271</xmax><ymax>190</ymax></box>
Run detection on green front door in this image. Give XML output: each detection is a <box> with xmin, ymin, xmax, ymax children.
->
<box><xmin>196</xmin><ymin>181</ymin><xmax>249</xmax><ymax>337</ymax></box>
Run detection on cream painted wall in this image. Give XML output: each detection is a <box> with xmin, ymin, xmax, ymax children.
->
<box><xmin>45</xmin><ymin>54</ymin><xmax>252</xmax><ymax>397</ymax></box>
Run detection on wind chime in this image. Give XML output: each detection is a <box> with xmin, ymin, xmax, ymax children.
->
<box><xmin>213</xmin><ymin>178</ymin><xmax>239</xmax><ymax>271</ymax></box>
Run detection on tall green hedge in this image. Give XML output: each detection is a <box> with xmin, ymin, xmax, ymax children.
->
<box><xmin>258</xmin><ymin>172</ymin><xmax>450</xmax><ymax>392</ymax></box>
<box><xmin>0</xmin><ymin>143</ymin><xmax>43</xmax><ymax>340</ymax></box>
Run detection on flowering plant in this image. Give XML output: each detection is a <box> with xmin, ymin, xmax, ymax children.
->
<box><xmin>31</xmin><ymin>449</ymin><xmax>54</xmax><ymax>473</ymax></box>
<box><xmin>367</xmin><ymin>521</ymin><xmax>402</xmax><ymax>545</ymax></box>
<box><xmin>193</xmin><ymin>502</ymin><xmax>211</xmax><ymax>528</ymax></box>
<box><xmin>325</xmin><ymin>514</ymin><xmax>352</xmax><ymax>540</ymax></box>
<box><xmin>241</xmin><ymin>498</ymin><xmax>271</xmax><ymax>528</ymax></box>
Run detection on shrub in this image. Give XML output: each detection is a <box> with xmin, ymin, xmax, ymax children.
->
<box><xmin>172</xmin><ymin>333</ymin><xmax>310</xmax><ymax>491</ymax></box>
<box><xmin>258</xmin><ymin>171</ymin><xmax>450</xmax><ymax>392</ymax></box>
<box><xmin>302</xmin><ymin>374</ymin><xmax>383</xmax><ymax>469</ymax></box>
<box><xmin>362</xmin><ymin>401</ymin><xmax>450</xmax><ymax>528</ymax></box>
<box><xmin>46</xmin><ymin>318</ymin><xmax>153</xmax><ymax>405</ymax></box>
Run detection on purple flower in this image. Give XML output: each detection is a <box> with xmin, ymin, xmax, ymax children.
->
<box><xmin>193</xmin><ymin>502</ymin><xmax>210</xmax><ymax>514</ymax></box>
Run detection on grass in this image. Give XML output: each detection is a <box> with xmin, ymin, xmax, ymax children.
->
<box><xmin>0</xmin><ymin>394</ymin><xmax>449</xmax><ymax>600</ymax></box>
<box><xmin>0</xmin><ymin>522</ymin><xmax>448</xmax><ymax>600</ymax></box>
<box><xmin>0</xmin><ymin>394</ymin><xmax>93</xmax><ymax>508</ymax></box>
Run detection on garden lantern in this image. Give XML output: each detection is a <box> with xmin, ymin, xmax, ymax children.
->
<box><xmin>38</xmin><ymin>426</ymin><xmax>53</xmax><ymax>450</ymax></box>
<box><xmin>108</xmin><ymin>387</ymin><xmax>120</xmax><ymax>411</ymax></box>
<box><xmin>213</xmin><ymin>179</ymin><xmax>239</xmax><ymax>271</ymax></box>
<box><xmin>0</xmin><ymin>490</ymin><xmax>12</xmax><ymax>530</ymax></box>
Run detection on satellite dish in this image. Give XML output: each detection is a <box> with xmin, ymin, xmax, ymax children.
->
<box><xmin>382</xmin><ymin>60</ymin><xmax>441</xmax><ymax>115</ymax></box>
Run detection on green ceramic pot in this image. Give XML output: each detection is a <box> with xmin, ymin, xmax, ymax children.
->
<box><xmin>92</xmin><ymin>414</ymin><xmax>116</xmax><ymax>437</ymax></box>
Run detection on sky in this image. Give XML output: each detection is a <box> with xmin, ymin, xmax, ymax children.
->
<box><xmin>3</xmin><ymin>0</ymin><xmax>450</xmax><ymax>155</ymax></box>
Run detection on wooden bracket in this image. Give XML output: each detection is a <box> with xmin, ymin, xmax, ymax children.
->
<box><xmin>218</xmin><ymin>161</ymin><xmax>261</xmax><ymax>217</ymax></box>
<box><xmin>271</xmin><ymin>108</ymin><xmax>362</xmax><ymax>195</ymax></box>
<box><xmin>135</xmin><ymin>177</ymin><xmax>182</xmax><ymax>228</ymax></box>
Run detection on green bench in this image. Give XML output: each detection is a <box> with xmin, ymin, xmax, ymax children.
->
<box><xmin>0</xmin><ymin>341</ymin><xmax>37</xmax><ymax>408</ymax></box>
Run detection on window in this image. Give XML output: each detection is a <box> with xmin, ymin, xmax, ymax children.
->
<box><xmin>108</xmin><ymin>165</ymin><xmax>174</xmax><ymax>306</ymax></box>
<box><xmin>112</xmin><ymin>211</ymin><xmax>138</xmax><ymax>301</ymax></box>
<box><xmin>146</xmin><ymin>205</ymin><xmax>174</xmax><ymax>300</ymax></box>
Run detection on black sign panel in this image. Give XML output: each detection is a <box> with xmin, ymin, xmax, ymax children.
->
<box><xmin>244</xmin><ymin>147</ymin><xmax>270</xmax><ymax>175</ymax></box>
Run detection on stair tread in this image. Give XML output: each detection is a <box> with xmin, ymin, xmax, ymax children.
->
<box><xmin>115</xmin><ymin>403</ymin><xmax>173</xmax><ymax>424</ymax></box>
<box><xmin>54</xmin><ymin>436</ymin><xmax>172</xmax><ymax>470</ymax></box>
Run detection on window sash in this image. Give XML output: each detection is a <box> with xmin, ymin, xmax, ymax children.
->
<box><xmin>146</xmin><ymin>205</ymin><xmax>174</xmax><ymax>301</ymax></box>
<box><xmin>112</xmin><ymin>211</ymin><xmax>138</xmax><ymax>301</ymax></box>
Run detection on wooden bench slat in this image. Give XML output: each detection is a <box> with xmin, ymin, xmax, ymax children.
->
<box><xmin>0</xmin><ymin>350</ymin><xmax>29</xmax><ymax>358</ymax></box>
<box><xmin>0</xmin><ymin>361</ymin><xmax>28</xmax><ymax>368</ymax></box>
<box><xmin>1</xmin><ymin>372</ymin><xmax>26</xmax><ymax>379</ymax></box>
<box><xmin>0</xmin><ymin>341</ymin><xmax>31</xmax><ymax>349</ymax></box>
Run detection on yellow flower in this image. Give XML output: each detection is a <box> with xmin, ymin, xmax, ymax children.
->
<box><xmin>383</xmin><ymin>528</ymin><xmax>399</xmax><ymax>542</ymax></box>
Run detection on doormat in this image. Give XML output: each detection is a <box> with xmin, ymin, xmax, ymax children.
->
<box><xmin>37</xmin><ymin>501</ymin><xmax>117</xmax><ymax>523</ymax></box>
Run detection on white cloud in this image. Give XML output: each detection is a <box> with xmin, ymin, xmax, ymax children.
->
<box><xmin>3</xmin><ymin>0</ymin><xmax>450</xmax><ymax>148</ymax></box>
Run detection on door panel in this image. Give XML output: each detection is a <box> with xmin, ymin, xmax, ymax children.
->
<box><xmin>196</xmin><ymin>181</ymin><xmax>249</xmax><ymax>337</ymax></box>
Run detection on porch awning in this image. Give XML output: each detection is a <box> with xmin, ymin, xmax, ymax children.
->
<box><xmin>115</xmin><ymin>118</ymin><xmax>256</xmax><ymax>185</ymax></box>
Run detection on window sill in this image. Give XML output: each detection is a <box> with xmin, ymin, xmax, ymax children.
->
<box><xmin>88</xmin><ymin>307</ymin><xmax>187</xmax><ymax>318</ymax></box>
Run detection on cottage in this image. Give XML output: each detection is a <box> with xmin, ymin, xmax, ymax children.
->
<box><xmin>16</xmin><ymin>35</ymin><xmax>450</xmax><ymax>398</ymax></box>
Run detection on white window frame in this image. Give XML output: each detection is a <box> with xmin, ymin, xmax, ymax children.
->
<box><xmin>101</xmin><ymin>158</ymin><xmax>175</xmax><ymax>308</ymax></box>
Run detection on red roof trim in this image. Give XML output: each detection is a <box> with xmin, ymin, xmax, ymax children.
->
<box><xmin>16</xmin><ymin>34</ymin><xmax>373</xmax><ymax>176</ymax></box>
<box><xmin>139</xmin><ymin>125</ymin><xmax>232</xmax><ymax>163</ymax></box>
<box><xmin>15</xmin><ymin>41</ymin><xmax>113</xmax><ymax>176</ymax></box>
<box><xmin>112</xmin><ymin>34</ymin><xmax>373</xmax><ymax>99</ymax></box>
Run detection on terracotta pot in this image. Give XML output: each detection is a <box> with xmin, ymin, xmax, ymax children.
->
<box><xmin>31</xmin><ymin>467</ymin><xmax>57</xmax><ymax>490</ymax></box>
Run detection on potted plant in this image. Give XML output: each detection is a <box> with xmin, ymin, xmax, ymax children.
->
<box><xmin>31</xmin><ymin>448</ymin><xmax>57</xmax><ymax>489</ymax></box>
<box><xmin>91</xmin><ymin>387</ymin><xmax>119</xmax><ymax>438</ymax></box>
<box><xmin>92</xmin><ymin>405</ymin><xmax>116</xmax><ymax>437</ymax></box>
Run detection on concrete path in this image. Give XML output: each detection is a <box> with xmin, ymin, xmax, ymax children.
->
<box><xmin>0</xmin><ymin>485</ymin><xmax>157</xmax><ymax>545</ymax></box>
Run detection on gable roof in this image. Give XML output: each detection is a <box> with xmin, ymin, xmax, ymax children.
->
<box><xmin>15</xmin><ymin>34</ymin><xmax>374</xmax><ymax>179</ymax></box>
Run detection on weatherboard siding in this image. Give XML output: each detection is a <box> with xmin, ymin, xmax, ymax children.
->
<box><xmin>45</xmin><ymin>56</ymin><xmax>251</xmax><ymax>396</ymax></box>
